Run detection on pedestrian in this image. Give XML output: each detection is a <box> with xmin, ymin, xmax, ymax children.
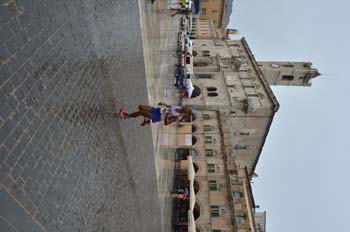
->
<box><xmin>180</xmin><ymin>79</ymin><xmax>201</xmax><ymax>99</ymax></box>
<box><xmin>121</xmin><ymin>102</ymin><xmax>195</xmax><ymax>126</ymax></box>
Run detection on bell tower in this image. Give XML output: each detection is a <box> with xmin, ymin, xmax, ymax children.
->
<box><xmin>257</xmin><ymin>61</ymin><xmax>321</xmax><ymax>86</ymax></box>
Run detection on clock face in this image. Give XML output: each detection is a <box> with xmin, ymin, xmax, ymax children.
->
<box><xmin>270</xmin><ymin>63</ymin><xmax>280</xmax><ymax>68</ymax></box>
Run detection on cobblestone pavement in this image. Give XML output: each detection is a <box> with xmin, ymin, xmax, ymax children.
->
<box><xmin>0</xmin><ymin>0</ymin><xmax>179</xmax><ymax>231</ymax></box>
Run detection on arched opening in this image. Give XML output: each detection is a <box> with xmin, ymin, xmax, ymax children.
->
<box><xmin>207</xmin><ymin>87</ymin><xmax>217</xmax><ymax>91</ymax></box>
<box><xmin>191</xmin><ymin>85</ymin><xmax>201</xmax><ymax>98</ymax></box>
<box><xmin>193</xmin><ymin>202</ymin><xmax>201</xmax><ymax>220</ymax></box>
<box><xmin>192</xmin><ymin>125</ymin><xmax>197</xmax><ymax>133</ymax></box>
<box><xmin>189</xmin><ymin>148</ymin><xmax>198</xmax><ymax>158</ymax></box>
<box><xmin>194</xmin><ymin>179</ymin><xmax>200</xmax><ymax>194</ymax></box>
<box><xmin>208</xmin><ymin>92</ymin><xmax>218</xmax><ymax>97</ymax></box>
<box><xmin>193</xmin><ymin>162</ymin><xmax>199</xmax><ymax>173</ymax></box>
<box><xmin>177</xmin><ymin>148</ymin><xmax>199</xmax><ymax>159</ymax></box>
<box><xmin>192</xmin><ymin>136</ymin><xmax>197</xmax><ymax>145</ymax></box>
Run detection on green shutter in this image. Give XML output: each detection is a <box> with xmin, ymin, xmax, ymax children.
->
<box><xmin>209</xmin><ymin>180</ymin><xmax>217</xmax><ymax>190</ymax></box>
<box><xmin>206</xmin><ymin>149</ymin><xmax>214</xmax><ymax>156</ymax></box>
<box><xmin>210</xmin><ymin>205</ymin><xmax>220</xmax><ymax>217</ymax></box>
<box><xmin>208</xmin><ymin>164</ymin><xmax>215</xmax><ymax>173</ymax></box>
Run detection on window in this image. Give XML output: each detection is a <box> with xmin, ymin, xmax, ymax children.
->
<box><xmin>234</xmin><ymin>203</ymin><xmax>242</xmax><ymax>210</ymax></box>
<box><xmin>247</xmin><ymin>93</ymin><xmax>259</xmax><ymax>98</ymax></box>
<box><xmin>194</xmin><ymin>62</ymin><xmax>208</xmax><ymax>67</ymax></box>
<box><xmin>240</xmin><ymin>131</ymin><xmax>250</xmax><ymax>136</ymax></box>
<box><xmin>202</xmin><ymin>8</ymin><xmax>207</xmax><ymax>14</ymax></box>
<box><xmin>203</xmin><ymin>53</ymin><xmax>210</xmax><ymax>57</ymax></box>
<box><xmin>210</xmin><ymin>205</ymin><xmax>220</xmax><ymax>217</ymax></box>
<box><xmin>201</xmin><ymin>43</ymin><xmax>207</xmax><ymax>46</ymax></box>
<box><xmin>197</xmin><ymin>74</ymin><xmax>212</xmax><ymax>79</ymax></box>
<box><xmin>229</xmin><ymin>43</ymin><xmax>240</xmax><ymax>47</ymax></box>
<box><xmin>204</xmin><ymin>125</ymin><xmax>211</xmax><ymax>131</ymax></box>
<box><xmin>208</xmin><ymin>92</ymin><xmax>218</xmax><ymax>97</ymax></box>
<box><xmin>207</xmin><ymin>87</ymin><xmax>217</xmax><ymax>91</ymax></box>
<box><xmin>240</xmin><ymin>76</ymin><xmax>252</xmax><ymax>80</ymax></box>
<box><xmin>209</xmin><ymin>180</ymin><xmax>218</xmax><ymax>190</ymax></box>
<box><xmin>206</xmin><ymin>149</ymin><xmax>214</xmax><ymax>156</ymax></box>
<box><xmin>212</xmin><ymin>230</ymin><xmax>221</xmax><ymax>232</ymax></box>
<box><xmin>236</xmin><ymin>214</ymin><xmax>247</xmax><ymax>221</ymax></box>
<box><xmin>208</xmin><ymin>163</ymin><xmax>216</xmax><ymax>173</ymax></box>
<box><xmin>283</xmin><ymin>64</ymin><xmax>294</xmax><ymax>67</ymax></box>
<box><xmin>186</xmin><ymin>57</ymin><xmax>191</xmax><ymax>64</ymax></box>
<box><xmin>212</xmin><ymin>9</ymin><xmax>218</xmax><ymax>14</ymax></box>
<box><xmin>203</xmin><ymin>114</ymin><xmax>210</xmax><ymax>120</ymax></box>
<box><xmin>282</xmin><ymin>75</ymin><xmax>294</xmax><ymax>81</ymax></box>
<box><xmin>205</xmin><ymin>136</ymin><xmax>213</xmax><ymax>143</ymax></box>
<box><xmin>243</xmin><ymin>84</ymin><xmax>255</xmax><ymax>89</ymax></box>
<box><xmin>234</xmin><ymin>144</ymin><xmax>249</xmax><ymax>150</ymax></box>
<box><xmin>232</xmin><ymin>191</ymin><xmax>243</xmax><ymax>198</ymax></box>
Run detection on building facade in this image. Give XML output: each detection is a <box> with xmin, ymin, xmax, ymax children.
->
<box><xmin>172</xmin><ymin>33</ymin><xmax>320</xmax><ymax>231</ymax></box>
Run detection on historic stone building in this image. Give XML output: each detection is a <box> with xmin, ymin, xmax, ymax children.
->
<box><xmin>173</xmin><ymin>31</ymin><xmax>320</xmax><ymax>231</ymax></box>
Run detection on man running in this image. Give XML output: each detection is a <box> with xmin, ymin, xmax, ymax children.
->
<box><xmin>121</xmin><ymin>102</ymin><xmax>194</xmax><ymax>126</ymax></box>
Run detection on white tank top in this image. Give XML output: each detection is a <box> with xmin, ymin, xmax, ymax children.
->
<box><xmin>160</xmin><ymin>105</ymin><xmax>183</xmax><ymax>120</ymax></box>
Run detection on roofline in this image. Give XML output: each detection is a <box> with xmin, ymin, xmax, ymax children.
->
<box><xmin>239</xmin><ymin>37</ymin><xmax>279</xmax><ymax>177</ymax></box>
<box><xmin>240</xmin><ymin>37</ymin><xmax>280</xmax><ymax>112</ymax></box>
<box><xmin>250</xmin><ymin>115</ymin><xmax>274</xmax><ymax>178</ymax></box>
<box><xmin>243</xmin><ymin>167</ymin><xmax>256</xmax><ymax>208</ymax></box>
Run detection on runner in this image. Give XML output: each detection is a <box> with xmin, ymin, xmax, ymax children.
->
<box><xmin>120</xmin><ymin>103</ymin><xmax>194</xmax><ymax>126</ymax></box>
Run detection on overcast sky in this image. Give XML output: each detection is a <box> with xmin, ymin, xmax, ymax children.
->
<box><xmin>228</xmin><ymin>0</ymin><xmax>350</xmax><ymax>231</ymax></box>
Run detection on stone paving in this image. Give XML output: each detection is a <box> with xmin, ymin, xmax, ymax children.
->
<box><xmin>0</xmin><ymin>0</ymin><xmax>180</xmax><ymax>231</ymax></box>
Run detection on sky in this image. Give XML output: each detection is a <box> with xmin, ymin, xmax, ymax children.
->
<box><xmin>228</xmin><ymin>0</ymin><xmax>350</xmax><ymax>231</ymax></box>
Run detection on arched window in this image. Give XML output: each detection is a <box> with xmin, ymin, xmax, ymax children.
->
<box><xmin>282</xmin><ymin>75</ymin><xmax>294</xmax><ymax>81</ymax></box>
<box><xmin>207</xmin><ymin>87</ymin><xmax>217</xmax><ymax>91</ymax></box>
<box><xmin>208</xmin><ymin>92</ymin><xmax>218</xmax><ymax>97</ymax></box>
<box><xmin>194</xmin><ymin>62</ymin><xmax>208</xmax><ymax>67</ymax></box>
<box><xmin>232</xmin><ymin>191</ymin><xmax>243</xmax><ymax>198</ymax></box>
<box><xmin>197</xmin><ymin>74</ymin><xmax>212</xmax><ymax>79</ymax></box>
<box><xmin>189</xmin><ymin>148</ymin><xmax>198</xmax><ymax>158</ymax></box>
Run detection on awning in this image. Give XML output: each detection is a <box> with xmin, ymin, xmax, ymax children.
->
<box><xmin>187</xmin><ymin>155</ymin><xmax>196</xmax><ymax>231</ymax></box>
<box><xmin>188</xmin><ymin>210</ymin><xmax>196</xmax><ymax>232</ymax></box>
<box><xmin>187</xmin><ymin>155</ymin><xmax>195</xmax><ymax>182</ymax></box>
